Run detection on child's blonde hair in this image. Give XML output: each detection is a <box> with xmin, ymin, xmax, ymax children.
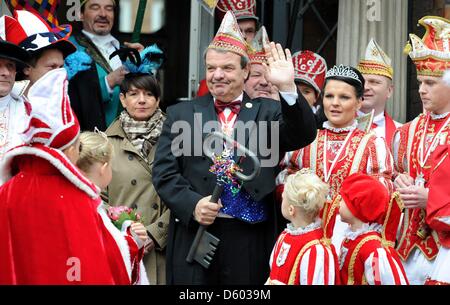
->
<box><xmin>76</xmin><ymin>130</ymin><xmax>113</xmax><ymax>173</ymax></box>
<box><xmin>284</xmin><ymin>169</ymin><xmax>329</xmax><ymax>218</ymax></box>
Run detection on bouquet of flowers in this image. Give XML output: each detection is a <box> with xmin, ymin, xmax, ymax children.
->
<box><xmin>107</xmin><ymin>205</ymin><xmax>142</xmax><ymax>231</ymax></box>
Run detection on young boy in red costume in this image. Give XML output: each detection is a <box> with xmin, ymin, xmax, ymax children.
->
<box><xmin>338</xmin><ymin>173</ymin><xmax>409</xmax><ymax>285</ymax></box>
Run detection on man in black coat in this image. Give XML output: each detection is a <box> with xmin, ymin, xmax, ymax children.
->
<box><xmin>152</xmin><ymin>11</ymin><xmax>317</xmax><ymax>285</ymax></box>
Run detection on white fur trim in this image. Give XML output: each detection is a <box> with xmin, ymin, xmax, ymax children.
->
<box><xmin>137</xmin><ymin>261</ymin><xmax>150</xmax><ymax>285</ymax></box>
<box><xmin>0</xmin><ymin>145</ymin><xmax>98</xmax><ymax>198</ymax></box>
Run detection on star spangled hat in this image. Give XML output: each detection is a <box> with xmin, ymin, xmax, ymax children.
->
<box><xmin>292</xmin><ymin>50</ymin><xmax>327</xmax><ymax>94</ymax></box>
<box><xmin>216</xmin><ymin>0</ymin><xmax>258</xmax><ymax>22</ymax></box>
<box><xmin>357</xmin><ymin>38</ymin><xmax>393</xmax><ymax>79</ymax></box>
<box><xmin>248</xmin><ymin>26</ymin><xmax>269</xmax><ymax>64</ymax></box>
<box><xmin>207</xmin><ymin>11</ymin><xmax>249</xmax><ymax>58</ymax></box>
<box><xmin>0</xmin><ymin>26</ymin><xmax>30</xmax><ymax>68</ymax></box>
<box><xmin>7</xmin><ymin>0</ymin><xmax>71</xmax><ymax>32</ymax></box>
<box><xmin>404</xmin><ymin>16</ymin><xmax>450</xmax><ymax>77</ymax></box>
<box><xmin>2</xmin><ymin>10</ymin><xmax>75</xmax><ymax>58</ymax></box>
<box><xmin>23</xmin><ymin>68</ymin><xmax>80</xmax><ymax>150</ymax></box>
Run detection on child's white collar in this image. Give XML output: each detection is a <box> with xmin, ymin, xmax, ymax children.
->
<box><xmin>285</xmin><ymin>218</ymin><xmax>322</xmax><ymax>236</ymax></box>
<box><xmin>343</xmin><ymin>223</ymin><xmax>382</xmax><ymax>241</ymax></box>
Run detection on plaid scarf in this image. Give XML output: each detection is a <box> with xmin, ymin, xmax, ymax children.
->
<box><xmin>119</xmin><ymin>109</ymin><xmax>166</xmax><ymax>161</ymax></box>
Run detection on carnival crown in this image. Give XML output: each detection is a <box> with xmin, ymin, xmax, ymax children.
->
<box><xmin>292</xmin><ymin>50</ymin><xmax>327</xmax><ymax>94</ymax></box>
<box><xmin>405</xmin><ymin>16</ymin><xmax>450</xmax><ymax>76</ymax></box>
<box><xmin>216</xmin><ymin>0</ymin><xmax>258</xmax><ymax>21</ymax></box>
<box><xmin>357</xmin><ymin>38</ymin><xmax>393</xmax><ymax>79</ymax></box>
<box><xmin>208</xmin><ymin>11</ymin><xmax>248</xmax><ymax>58</ymax></box>
<box><xmin>248</xmin><ymin>26</ymin><xmax>269</xmax><ymax>64</ymax></box>
<box><xmin>325</xmin><ymin>64</ymin><xmax>362</xmax><ymax>84</ymax></box>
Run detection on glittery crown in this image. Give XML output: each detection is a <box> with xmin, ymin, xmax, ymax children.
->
<box><xmin>208</xmin><ymin>11</ymin><xmax>248</xmax><ymax>58</ymax></box>
<box><xmin>326</xmin><ymin>64</ymin><xmax>362</xmax><ymax>84</ymax></box>
<box><xmin>357</xmin><ymin>38</ymin><xmax>393</xmax><ymax>79</ymax></box>
<box><xmin>247</xmin><ymin>26</ymin><xmax>269</xmax><ymax>64</ymax></box>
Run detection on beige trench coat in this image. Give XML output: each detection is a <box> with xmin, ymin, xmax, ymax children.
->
<box><xmin>103</xmin><ymin>119</ymin><xmax>169</xmax><ymax>285</ymax></box>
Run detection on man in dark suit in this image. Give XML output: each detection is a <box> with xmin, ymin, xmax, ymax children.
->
<box><xmin>152</xmin><ymin>11</ymin><xmax>317</xmax><ymax>285</ymax></box>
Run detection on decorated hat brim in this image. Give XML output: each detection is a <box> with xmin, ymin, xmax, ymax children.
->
<box><xmin>0</xmin><ymin>41</ymin><xmax>30</xmax><ymax>68</ymax></box>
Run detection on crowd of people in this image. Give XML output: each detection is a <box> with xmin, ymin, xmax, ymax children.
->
<box><xmin>0</xmin><ymin>0</ymin><xmax>450</xmax><ymax>286</ymax></box>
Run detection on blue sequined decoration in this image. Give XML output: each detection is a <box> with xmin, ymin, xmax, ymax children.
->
<box><xmin>210</xmin><ymin>148</ymin><xmax>266</xmax><ymax>223</ymax></box>
<box><xmin>220</xmin><ymin>183</ymin><xmax>267</xmax><ymax>223</ymax></box>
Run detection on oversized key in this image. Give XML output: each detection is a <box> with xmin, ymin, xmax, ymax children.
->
<box><xmin>185</xmin><ymin>131</ymin><xmax>261</xmax><ymax>268</ymax></box>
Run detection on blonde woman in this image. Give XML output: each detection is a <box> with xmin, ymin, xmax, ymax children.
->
<box><xmin>267</xmin><ymin>170</ymin><xmax>339</xmax><ymax>285</ymax></box>
<box><xmin>77</xmin><ymin>131</ymin><xmax>150</xmax><ymax>285</ymax></box>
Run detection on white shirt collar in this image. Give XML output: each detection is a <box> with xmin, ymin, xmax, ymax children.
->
<box><xmin>213</xmin><ymin>92</ymin><xmax>244</xmax><ymax>104</ymax></box>
<box><xmin>82</xmin><ymin>30</ymin><xmax>120</xmax><ymax>49</ymax></box>
<box><xmin>372</xmin><ymin>111</ymin><xmax>386</xmax><ymax>126</ymax></box>
<box><xmin>343</xmin><ymin>223</ymin><xmax>382</xmax><ymax>241</ymax></box>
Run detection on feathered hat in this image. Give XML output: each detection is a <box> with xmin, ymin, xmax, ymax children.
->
<box><xmin>113</xmin><ymin>44</ymin><xmax>164</xmax><ymax>76</ymax></box>
<box><xmin>404</xmin><ymin>16</ymin><xmax>450</xmax><ymax>77</ymax></box>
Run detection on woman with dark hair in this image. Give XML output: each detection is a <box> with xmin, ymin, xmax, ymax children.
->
<box><xmin>276</xmin><ymin>65</ymin><xmax>394</xmax><ymax>250</ymax></box>
<box><xmin>102</xmin><ymin>45</ymin><xmax>169</xmax><ymax>285</ymax></box>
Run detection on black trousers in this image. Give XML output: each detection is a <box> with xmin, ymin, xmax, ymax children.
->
<box><xmin>209</xmin><ymin>218</ymin><xmax>273</xmax><ymax>285</ymax></box>
<box><xmin>172</xmin><ymin>217</ymin><xmax>275</xmax><ymax>285</ymax></box>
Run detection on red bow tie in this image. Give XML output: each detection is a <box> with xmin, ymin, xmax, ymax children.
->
<box><xmin>214</xmin><ymin>99</ymin><xmax>241</xmax><ymax>114</ymax></box>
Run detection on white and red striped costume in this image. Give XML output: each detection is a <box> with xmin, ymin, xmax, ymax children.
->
<box><xmin>276</xmin><ymin>121</ymin><xmax>394</xmax><ymax>249</ymax></box>
<box><xmin>425</xmin><ymin>144</ymin><xmax>450</xmax><ymax>285</ymax></box>
<box><xmin>339</xmin><ymin>224</ymin><xmax>409</xmax><ymax>285</ymax></box>
<box><xmin>267</xmin><ymin>220</ymin><xmax>339</xmax><ymax>285</ymax></box>
<box><xmin>392</xmin><ymin>113</ymin><xmax>449</xmax><ymax>283</ymax></box>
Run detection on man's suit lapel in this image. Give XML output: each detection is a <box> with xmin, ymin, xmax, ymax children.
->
<box><xmin>193</xmin><ymin>94</ymin><xmax>220</xmax><ymax>146</ymax></box>
<box><xmin>192</xmin><ymin>93</ymin><xmax>260</xmax><ymax>160</ymax></box>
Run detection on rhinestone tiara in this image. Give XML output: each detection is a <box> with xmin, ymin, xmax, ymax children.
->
<box><xmin>325</xmin><ymin>64</ymin><xmax>362</xmax><ymax>84</ymax></box>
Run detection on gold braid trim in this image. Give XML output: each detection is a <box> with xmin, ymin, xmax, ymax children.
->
<box><xmin>347</xmin><ymin>235</ymin><xmax>382</xmax><ymax>285</ymax></box>
<box><xmin>288</xmin><ymin>240</ymin><xmax>320</xmax><ymax>285</ymax></box>
<box><xmin>322</xmin><ymin>195</ymin><xmax>341</xmax><ymax>243</ymax></box>
<box><xmin>349</xmin><ymin>132</ymin><xmax>373</xmax><ymax>174</ymax></box>
<box><xmin>381</xmin><ymin>191</ymin><xmax>402</xmax><ymax>248</ymax></box>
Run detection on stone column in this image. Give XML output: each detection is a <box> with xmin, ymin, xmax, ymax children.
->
<box><xmin>336</xmin><ymin>0</ymin><xmax>408</xmax><ymax>123</ymax></box>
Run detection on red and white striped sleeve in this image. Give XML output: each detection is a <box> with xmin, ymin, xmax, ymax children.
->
<box><xmin>363</xmin><ymin>248</ymin><xmax>409</xmax><ymax>285</ymax></box>
<box><xmin>298</xmin><ymin>244</ymin><xmax>337</xmax><ymax>285</ymax></box>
